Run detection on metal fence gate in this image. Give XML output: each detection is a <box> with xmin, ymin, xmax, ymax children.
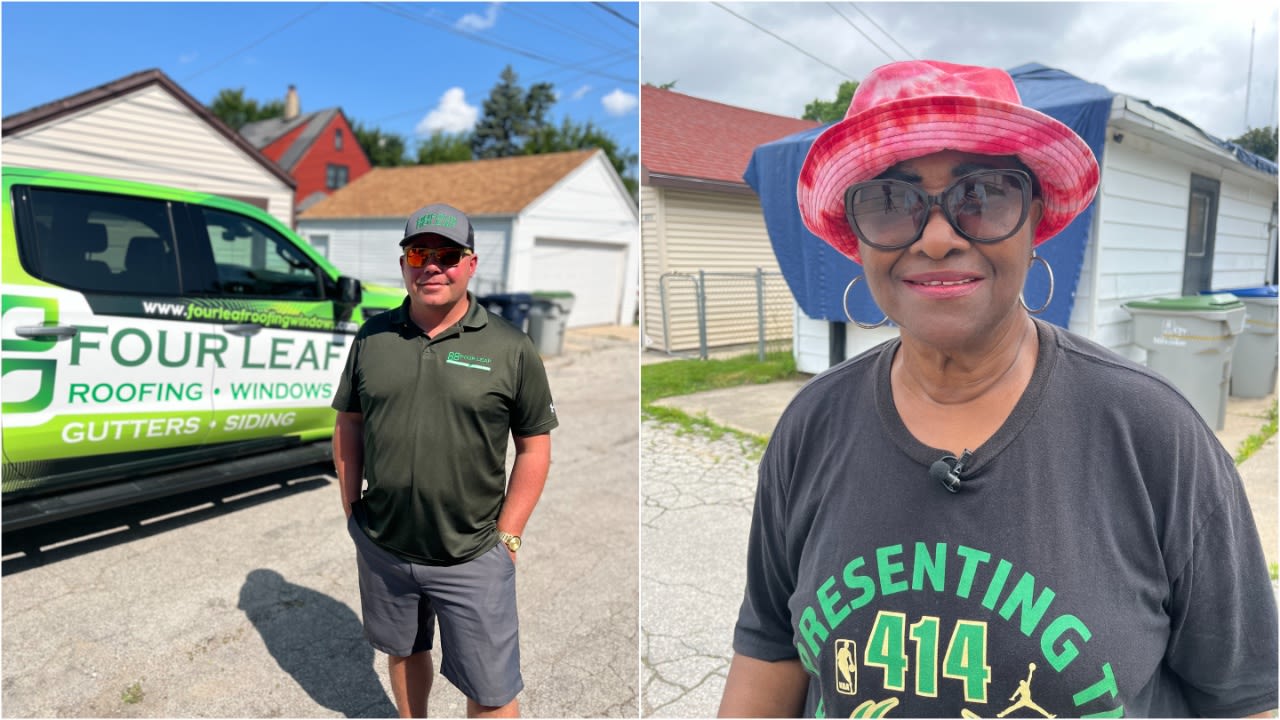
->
<box><xmin>656</xmin><ymin>269</ymin><xmax>793</xmax><ymax>360</ymax></box>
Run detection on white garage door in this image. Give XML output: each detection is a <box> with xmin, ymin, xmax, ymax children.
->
<box><xmin>531</xmin><ymin>238</ymin><xmax>626</xmax><ymax>327</ymax></box>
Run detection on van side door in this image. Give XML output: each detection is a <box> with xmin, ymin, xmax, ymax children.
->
<box><xmin>2</xmin><ymin>183</ymin><xmax>214</xmax><ymax>495</ymax></box>
<box><xmin>180</xmin><ymin>204</ymin><xmax>352</xmax><ymax>446</ymax></box>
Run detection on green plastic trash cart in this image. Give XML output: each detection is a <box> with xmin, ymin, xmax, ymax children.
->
<box><xmin>527</xmin><ymin>291</ymin><xmax>575</xmax><ymax>356</ymax></box>
<box><xmin>1123</xmin><ymin>293</ymin><xmax>1246</xmax><ymax>430</ymax></box>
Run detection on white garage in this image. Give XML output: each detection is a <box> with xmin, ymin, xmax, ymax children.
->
<box><xmin>532</xmin><ymin>238</ymin><xmax>629</xmax><ymax>326</ymax></box>
<box><xmin>298</xmin><ymin>149</ymin><xmax>639</xmax><ymax>328</ymax></box>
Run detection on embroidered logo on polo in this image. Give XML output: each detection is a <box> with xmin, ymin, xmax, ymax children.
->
<box><xmin>445</xmin><ymin>351</ymin><xmax>492</xmax><ymax>372</ymax></box>
<box><xmin>798</xmin><ymin>542</ymin><xmax>1123</xmax><ymax>718</ymax></box>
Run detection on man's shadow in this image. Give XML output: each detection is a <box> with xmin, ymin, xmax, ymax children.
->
<box><xmin>238</xmin><ymin>569</ymin><xmax>397</xmax><ymax>718</ymax></box>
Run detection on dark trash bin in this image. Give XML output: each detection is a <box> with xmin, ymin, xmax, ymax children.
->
<box><xmin>479</xmin><ymin>293</ymin><xmax>534</xmax><ymax>331</ymax></box>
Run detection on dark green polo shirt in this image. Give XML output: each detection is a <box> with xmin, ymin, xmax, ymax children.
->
<box><xmin>332</xmin><ymin>293</ymin><xmax>558</xmax><ymax>565</ymax></box>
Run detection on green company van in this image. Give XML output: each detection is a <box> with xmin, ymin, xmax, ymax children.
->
<box><xmin>1</xmin><ymin>167</ymin><xmax>404</xmax><ymax>531</ymax></box>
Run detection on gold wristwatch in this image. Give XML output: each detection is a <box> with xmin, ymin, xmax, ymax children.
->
<box><xmin>498</xmin><ymin>531</ymin><xmax>522</xmax><ymax>553</ymax></box>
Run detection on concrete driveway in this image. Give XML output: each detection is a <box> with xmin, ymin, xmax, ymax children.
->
<box><xmin>2</xmin><ymin>326</ymin><xmax>639</xmax><ymax>718</ymax></box>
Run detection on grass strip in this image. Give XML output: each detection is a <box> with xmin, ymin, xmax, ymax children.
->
<box><xmin>1234</xmin><ymin>400</ymin><xmax>1278</xmax><ymax>465</ymax></box>
<box><xmin>641</xmin><ymin>351</ymin><xmax>803</xmax><ymax>456</ymax></box>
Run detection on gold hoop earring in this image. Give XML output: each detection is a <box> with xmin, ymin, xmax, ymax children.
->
<box><xmin>1020</xmin><ymin>253</ymin><xmax>1054</xmax><ymax>315</ymax></box>
<box><xmin>843</xmin><ymin>275</ymin><xmax>889</xmax><ymax>329</ymax></box>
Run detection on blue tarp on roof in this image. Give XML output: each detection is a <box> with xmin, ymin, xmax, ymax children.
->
<box><xmin>744</xmin><ymin>63</ymin><xmax>1112</xmax><ymax>327</ymax></box>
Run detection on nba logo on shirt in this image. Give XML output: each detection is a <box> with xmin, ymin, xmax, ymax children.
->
<box><xmin>835</xmin><ymin>639</ymin><xmax>857</xmax><ymax>696</ymax></box>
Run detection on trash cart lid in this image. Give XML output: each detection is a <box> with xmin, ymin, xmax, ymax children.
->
<box><xmin>1125</xmin><ymin>293</ymin><xmax>1245</xmax><ymax>312</ymax></box>
<box><xmin>1200</xmin><ymin>285</ymin><xmax>1279</xmax><ymax>298</ymax></box>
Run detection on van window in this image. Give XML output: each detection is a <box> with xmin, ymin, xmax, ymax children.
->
<box><xmin>20</xmin><ymin>187</ymin><xmax>181</xmax><ymax>295</ymax></box>
<box><xmin>197</xmin><ymin>208</ymin><xmax>324</xmax><ymax>299</ymax></box>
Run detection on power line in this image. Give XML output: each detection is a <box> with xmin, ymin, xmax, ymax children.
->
<box><xmin>826</xmin><ymin>3</ymin><xmax>895</xmax><ymax>63</ymax></box>
<box><xmin>370</xmin><ymin>3</ymin><xmax>634</xmax><ymax>85</ymax></box>
<box><xmin>711</xmin><ymin>2</ymin><xmax>854</xmax><ymax>80</ymax></box>
<box><xmin>849</xmin><ymin>3</ymin><xmax>916</xmax><ymax>60</ymax></box>
<box><xmin>592</xmin><ymin>2</ymin><xmax>638</xmax><ymax>28</ymax></box>
<box><xmin>504</xmin><ymin>4</ymin><xmax>630</xmax><ymax>55</ymax></box>
<box><xmin>182</xmin><ymin>4</ymin><xmax>326</xmax><ymax>82</ymax></box>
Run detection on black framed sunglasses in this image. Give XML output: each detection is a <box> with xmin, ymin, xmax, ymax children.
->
<box><xmin>844</xmin><ymin>169</ymin><xmax>1033</xmax><ymax>250</ymax></box>
<box><xmin>403</xmin><ymin>246</ymin><xmax>473</xmax><ymax>268</ymax></box>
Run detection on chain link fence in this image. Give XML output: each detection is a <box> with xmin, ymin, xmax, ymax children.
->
<box><xmin>654</xmin><ymin>269</ymin><xmax>794</xmax><ymax>360</ymax></box>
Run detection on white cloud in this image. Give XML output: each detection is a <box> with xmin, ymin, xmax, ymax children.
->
<box><xmin>178</xmin><ymin>51</ymin><xmax>199</xmax><ymax>64</ymax></box>
<box><xmin>571</xmin><ymin>84</ymin><xmax>593</xmax><ymax>101</ymax></box>
<box><xmin>415</xmin><ymin>87</ymin><xmax>478</xmax><ymax>136</ymax></box>
<box><xmin>640</xmin><ymin>2</ymin><xmax>1279</xmax><ymax>139</ymax></box>
<box><xmin>457</xmin><ymin>3</ymin><xmax>500</xmax><ymax>32</ymax></box>
<box><xmin>601</xmin><ymin>88</ymin><xmax>638</xmax><ymax>116</ymax></box>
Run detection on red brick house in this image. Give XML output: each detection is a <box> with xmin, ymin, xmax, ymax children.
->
<box><xmin>240</xmin><ymin>86</ymin><xmax>373</xmax><ymax>213</ymax></box>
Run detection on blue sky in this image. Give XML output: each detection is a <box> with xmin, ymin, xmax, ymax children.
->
<box><xmin>2</xmin><ymin>2</ymin><xmax>639</xmax><ymax>160</ymax></box>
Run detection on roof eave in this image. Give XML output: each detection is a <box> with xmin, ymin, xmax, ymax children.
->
<box><xmin>643</xmin><ymin>170</ymin><xmax>757</xmax><ymax>196</ymax></box>
<box><xmin>1109</xmin><ymin>95</ymin><xmax>1278</xmax><ymax>183</ymax></box>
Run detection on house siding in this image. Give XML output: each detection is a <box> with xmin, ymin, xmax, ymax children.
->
<box><xmin>1086</xmin><ymin>131</ymin><xmax>1276</xmax><ymax>361</ymax></box>
<box><xmin>297</xmin><ymin>216</ymin><xmax>512</xmax><ymax>297</ymax></box>
<box><xmin>513</xmin><ymin>153</ymin><xmax>638</xmax><ymax>326</ymax></box>
<box><xmin>286</xmin><ymin>114</ymin><xmax>371</xmax><ymax>210</ymax></box>
<box><xmin>641</xmin><ymin>186</ymin><xmax>792</xmax><ymax>354</ymax></box>
<box><xmin>2</xmin><ymin>85</ymin><xmax>294</xmax><ymax>226</ymax></box>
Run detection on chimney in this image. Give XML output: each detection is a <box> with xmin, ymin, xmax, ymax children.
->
<box><xmin>284</xmin><ymin>85</ymin><xmax>300</xmax><ymax>120</ymax></box>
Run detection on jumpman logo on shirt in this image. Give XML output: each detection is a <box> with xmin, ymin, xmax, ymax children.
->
<box><xmin>995</xmin><ymin>663</ymin><xmax>1055</xmax><ymax>718</ymax></box>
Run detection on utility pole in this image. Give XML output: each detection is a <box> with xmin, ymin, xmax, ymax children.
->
<box><xmin>1245</xmin><ymin>20</ymin><xmax>1256</xmax><ymax>131</ymax></box>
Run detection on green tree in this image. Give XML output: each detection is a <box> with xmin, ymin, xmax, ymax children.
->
<box><xmin>525</xmin><ymin>117</ymin><xmax>638</xmax><ymax>198</ymax></box>
<box><xmin>353</xmin><ymin>121</ymin><xmax>410</xmax><ymax>167</ymax></box>
<box><xmin>803</xmin><ymin>80</ymin><xmax>859</xmax><ymax>123</ymax></box>
<box><xmin>417</xmin><ymin>131</ymin><xmax>474</xmax><ymax>165</ymax></box>
<box><xmin>209</xmin><ymin>88</ymin><xmax>285</xmax><ymax>131</ymax></box>
<box><xmin>1231</xmin><ymin>125</ymin><xmax>1278</xmax><ymax>163</ymax></box>
<box><xmin>472</xmin><ymin>65</ymin><xmax>556</xmax><ymax>158</ymax></box>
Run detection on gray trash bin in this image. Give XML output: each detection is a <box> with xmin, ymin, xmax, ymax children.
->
<box><xmin>527</xmin><ymin>292</ymin><xmax>575</xmax><ymax>356</ymax></box>
<box><xmin>1211</xmin><ymin>286</ymin><xmax>1278</xmax><ymax>398</ymax></box>
<box><xmin>1123</xmin><ymin>293</ymin><xmax>1246</xmax><ymax>430</ymax></box>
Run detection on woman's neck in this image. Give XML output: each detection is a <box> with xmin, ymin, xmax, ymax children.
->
<box><xmin>893</xmin><ymin>313</ymin><xmax>1038</xmax><ymax>406</ymax></box>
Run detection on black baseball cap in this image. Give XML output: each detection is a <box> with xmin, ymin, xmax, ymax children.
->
<box><xmin>400</xmin><ymin>203</ymin><xmax>475</xmax><ymax>249</ymax></box>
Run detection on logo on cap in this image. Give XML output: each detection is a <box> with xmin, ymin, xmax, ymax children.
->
<box><xmin>416</xmin><ymin>213</ymin><xmax>458</xmax><ymax>230</ymax></box>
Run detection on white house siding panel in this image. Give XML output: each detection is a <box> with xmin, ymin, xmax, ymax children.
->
<box><xmin>297</xmin><ymin>218</ymin><xmax>401</xmax><ymax>284</ymax></box>
<box><xmin>793</xmin><ymin>307</ymin><xmax>899</xmax><ymax>375</ymax></box>
<box><xmin>1211</xmin><ymin>174</ymin><xmax>1275</xmax><ymax>290</ymax></box>
<box><xmin>471</xmin><ymin>223</ymin><xmax>513</xmax><ymax>298</ymax></box>
<box><xmin>2</xmin><ymin>86</ymin><xmax>294</xmax><ymax>226</ymax></box>
<box><xmin>508</xmin><ymin>154</ymin><xmax>638</xmax><ymax>327</ymax></box>
<box><xmin>297</xmin><ymin>217</ymin><xmax>512</xmax><ymax>297</ymax></box>
<box><xmin>641</xmin><ymin>188</ymin><xmax>793</xmax><ymax>354</ymax></box>
<box><xmin>640</xmin><ymin>185</ymin><xmax>664</xmax><ymax>349</ymax></box>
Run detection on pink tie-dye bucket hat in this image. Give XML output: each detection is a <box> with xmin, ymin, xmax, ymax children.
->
<box><xmin>797</xmin><ymin>60</ymin><xmax>1100</xmax><ymax>264</ymax></box>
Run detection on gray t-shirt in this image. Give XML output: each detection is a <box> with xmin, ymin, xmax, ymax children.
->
<box><xmin>734</xmin><ymin>319</ymin><xmax>1277</xmax><ymax>718</ymax></box>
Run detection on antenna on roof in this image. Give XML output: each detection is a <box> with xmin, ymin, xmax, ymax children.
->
<box><xmin>1245</xmin><ymin>20</ymin><xmax>1255</xmax><ymax>131</ymax></box>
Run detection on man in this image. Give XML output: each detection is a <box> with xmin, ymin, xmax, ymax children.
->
<box><xmin>332</xmin><ymin>202</ymin><xmax>557</xmax><ymax>718</ymax></box>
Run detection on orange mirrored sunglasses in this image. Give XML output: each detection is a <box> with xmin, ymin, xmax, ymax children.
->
<box><xmin>403</xmin><ymin>246</ymin><xmax>473</xmax><ymax>268</ymax></box>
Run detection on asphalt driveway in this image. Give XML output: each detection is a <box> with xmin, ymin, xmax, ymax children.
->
<box><xmin>2</xmin><ymin>326</ymin><xmax>639</xmax><ymax>718</ymax></box>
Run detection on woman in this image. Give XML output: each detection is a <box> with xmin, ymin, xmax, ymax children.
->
<box><xmin>718</xmin><ymin>61</ymin><xmax>1277</xmax><ymax>718</ymax></box>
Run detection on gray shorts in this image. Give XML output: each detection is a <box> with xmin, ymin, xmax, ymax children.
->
<box><xmin>347</xmin><ymin>514</ymin><xmax>522</xmax><ymax>707</ymax></box>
